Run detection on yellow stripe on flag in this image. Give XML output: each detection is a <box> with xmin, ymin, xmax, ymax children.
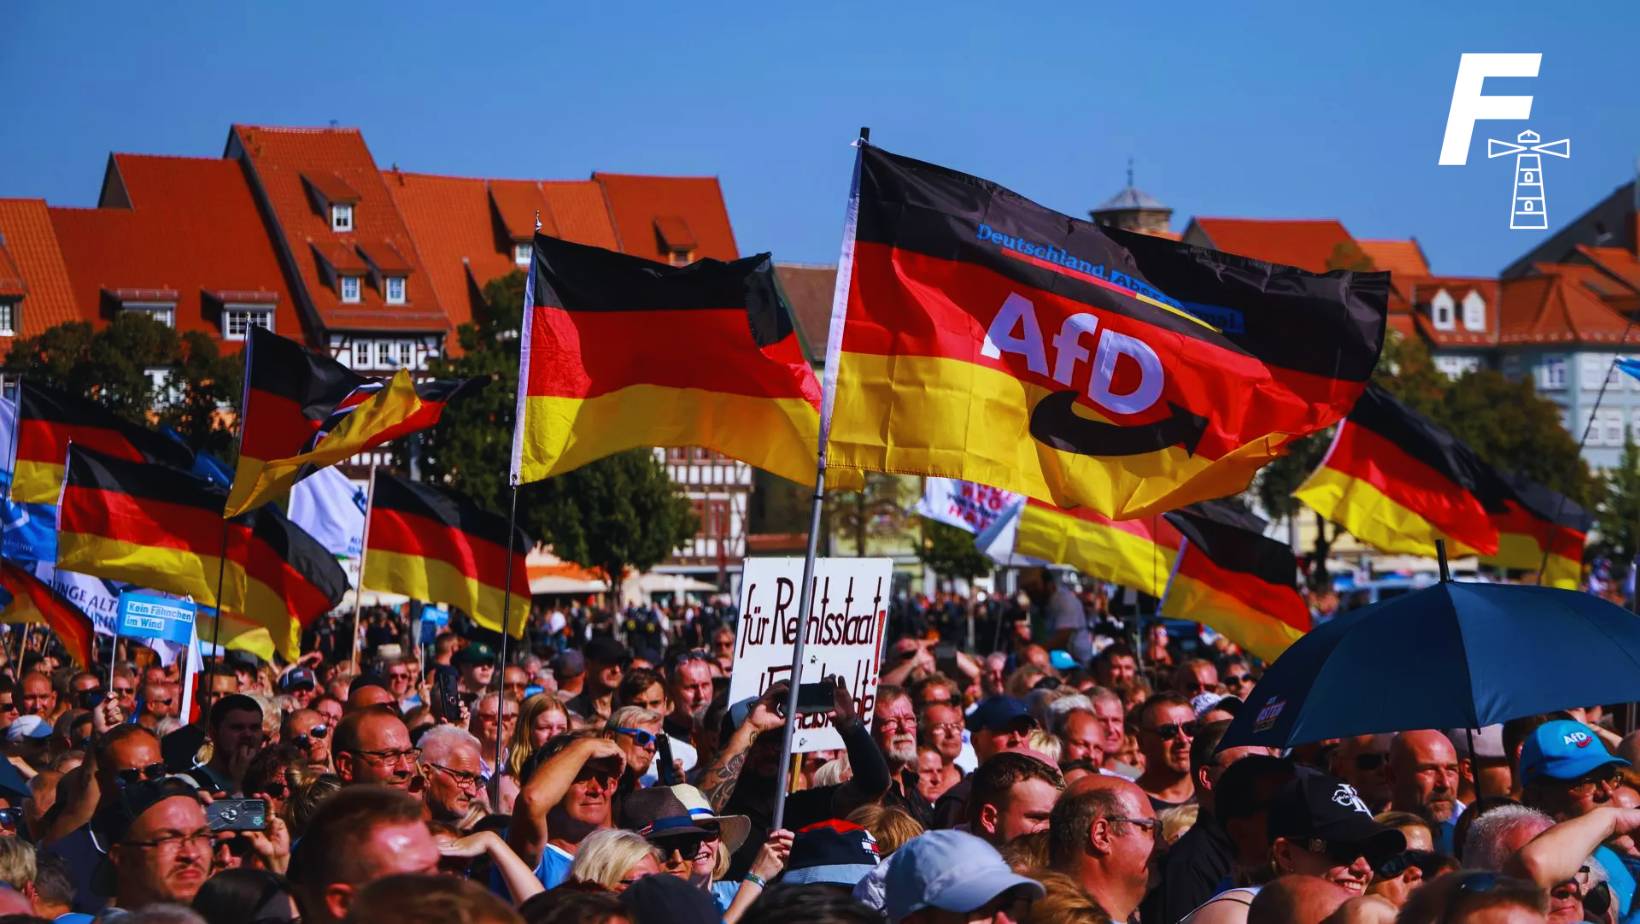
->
<box><xmin>1015</xmin><ymin>504</ymin><xmax>1176</xmax><ymax>597</ymax></box>
<box><xmin>1292</xmin><ymin>465</ymin><xmax>1449</xmax><ymax>557</ymax></box>
<box><xmin>364</xmin><ymin>548</ymin><xmax>525</xmax><ymax>638</ymax></box>
<box><xmin>1161</xmin><ymin>572</ymin><xmax>1305</xmax><ymax>663</ymax></box>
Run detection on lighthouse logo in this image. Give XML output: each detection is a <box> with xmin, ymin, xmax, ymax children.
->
<box><xmin>1437</xmin><ymin>53</ymin><xmax>1569</xmax><ymax>231</ymax></box>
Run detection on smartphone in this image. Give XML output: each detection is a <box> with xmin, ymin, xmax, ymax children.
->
<box><xmin>795</xmin><ymin>679</ymin><xmax>838</xmax><ymax>715</ymax></box>
<box><xmin>206</xmin><ymin>798</ymin><xmax>268</xmax><ymax>832</ymax></box>
<box><xmin>935</xmin><ymin>642</ymin><xmax>959</xmax><ymax>678</ymax></box>
<box><xmin>76</xmin><ymin>689</ymin><xmax>105</xmax><ymax>710</ymax></box>
<box><xmin>432</xmin><ymin>666</ymin><xmax>462</xmax><ymax>722</ymax></box>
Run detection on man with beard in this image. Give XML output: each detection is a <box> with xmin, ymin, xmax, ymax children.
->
<box><xmin>334</xmin><ymin>709</ymin><xmax>421</xmax><ymax>793</ymax></box>
<box><xmin>703</xmin><ymin>678</ymin><xmax>888</xmax><ymax>879</ymax></box>
<box><xmin>663</xmin><ymin>651</ymin><xmax>715</xmax><ymax>747</ymax></box>
<box><xmin>1387</xmin><ymin>730</ymin><xmax>1462</xmax><ymax>853</ymax></box>
<box><xmin>186</xmin><ymin>694</ymin><xmax>264</xmax><ymax>793</ymax></box>
<box><xmin>508</xmin><ymin>731</ymin><xmax>626</xmax><ymax>893</ymax></box>
<box><xmin>1135</xmin><ymin>693</ymin><xmax>1198</xmax><ymax>812</ymax></box>
<box><xmin>1331</xmin><ymin>734</ymin><xmax>1393</xmax><ymax>814</ymax></box>
<box><xmin>100</xmin><ymin>778</ymin><xmax>212</xmax><ymax>914</ymax></box>
<box><xmin>419</xmin><ymin>725</ymin><xmax>486</xmax><ymax>826</ymax></box>
<box><xmin>873</xmin><ymin>686</ymin><xmax>932</xmax><ymax>826</ymax></box>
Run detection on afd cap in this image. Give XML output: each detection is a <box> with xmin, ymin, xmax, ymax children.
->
<box><xmin>1519</xmin><ymin>719</ymin><xmax>1629</xmax><ymax>784</ymax></box>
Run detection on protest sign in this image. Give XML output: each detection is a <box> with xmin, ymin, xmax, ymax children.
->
<box><xmin>914</xmin><ymin>477</ymin><xmax>1023</xmax><ymax>535</ymax></box>
<box><xmin>730</xmin><ymin>557</ymin><xmax>893</xmax><ymax>753</ymax></box>
<box><xmin>116</xmin><ymin>591</ymin><xmax>197</xmax><ymax>646</ymax></box>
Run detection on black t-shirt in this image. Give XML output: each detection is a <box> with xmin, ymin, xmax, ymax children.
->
<box><xmin>1140</xmin><ymin>811</ymin><xmax>1235</xmax><ymax>924</ymax></box>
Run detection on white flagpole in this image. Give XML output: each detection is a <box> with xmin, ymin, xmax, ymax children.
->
<box><xmin>773</xmin><ymin>127</ymin><xmax>867</xmax><ymax>831</ymax></box>
<box><xmin>349</xmin><ymin>464</ymin><xmax>380</xmax><ymax>669</ymax></box>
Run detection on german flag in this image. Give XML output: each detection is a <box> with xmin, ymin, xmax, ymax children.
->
<box><xmin>57</xmin><ymin>446</ymin><xmax>346</xmax><ymax>658</ymax></box>
<box><xmin>1012</xmin><ymin>499</ymin><xmax>1182</xmax><ymax>597</ymax></box>
<box><xmin>0</xmin><ymin>562</ymin><xmax>95</xmax><ymax>668</ymax></box>
<box><xmin>823</xmin><ymin>144</ymin><xmax>1387</xmax><ymax>520</ymax></box>
<box><xmin>361</xmin><ymin>472</ymin><xmax>528</xmax><ymax>637</ymax></box>
<box><xmin>510</xmin><ymin>233</ymin><xmax>838</xmax><ymax>489</ymax></box>
<box><xmin>1161</xmin><ymin>504</ymin><xmax>1309</xmax><ymax>662</ymax></box>
<box><xmin>225</xmin><ymin>326</ymin><xmax>480</xmax><ymax>517</ymax></box>
<box><xmin>1480</xmin><ymin>472</ymin><xmax>1589</xmax><ymax>589</ymax></box>
<box><xmin>10</xmin><ymin>380</ymin><xmax>194</xmax><ymax>505</ymax></box>
<box><xmin>1293</xmin><ymin>385</ymin><xmax>1509</xmax><ymax>557</ymax></box>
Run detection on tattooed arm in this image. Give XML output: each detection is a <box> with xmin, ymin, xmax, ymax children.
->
<box><xmin>699</xmin><ymin>690</ymin><xmax>786</xmax><ymax>812</ymax></box>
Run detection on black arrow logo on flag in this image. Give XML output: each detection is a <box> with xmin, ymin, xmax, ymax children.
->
<box><xmin>1028</xmin><ymin>390</ymin><xmax>1209</xmax><ymax>457</ymax></box>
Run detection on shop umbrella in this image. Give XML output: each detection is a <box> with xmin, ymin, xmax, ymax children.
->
<box><xmin>1219</xmin><ymin>576</ymin><xmax>1640</xmax><ymax>749</ymax></box>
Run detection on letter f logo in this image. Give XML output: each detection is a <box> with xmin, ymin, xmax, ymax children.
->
<box><xmin>1439</xmin><ymin>54</ymin><xmax>1540</xmax><ymax>165</ymax></box>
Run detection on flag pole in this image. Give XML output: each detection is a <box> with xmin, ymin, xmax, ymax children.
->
<box><xmin>1538</xmin><ymin>338</ymin><xmax>1635</xmax><ymax>583</ymax></box>
<box><xmin>349</xmin><ymin>463</ymin><xmax>380</xmax><ymax>670</ymax></box>
<box><xmin>208</xmin><ymin>520</ymin><xmax>230</xmax><ymax>671</ymax></box>
<box><xmin>773</xmin><ymin>126</ymin><xmax>867</xmax><ymax>832</ymax></box>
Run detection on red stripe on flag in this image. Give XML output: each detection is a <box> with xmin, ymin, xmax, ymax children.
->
<box><xmin>1323</xmin><ymin>421</ymin><xmax>1495</xmax><ymax>551</ymax></box>
<box><xmin>367</xmin><ymin>507</ymin><xmax>525</xmax><ymax>594</ymax></box>
<box><xmin>1176</xmin><ymin>541</ymin><xmax>1311</xmax><ymax>633</ymax></box>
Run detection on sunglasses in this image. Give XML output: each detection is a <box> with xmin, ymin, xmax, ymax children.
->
<box><xmin>653</xmin><ymin>833</ymin><xmax>710</xmax><ymax>858</ymax></box>
<box><xmin>293</xmin><ymin>724</ymin><xmax>329</xmax><ymax>746</ymax></box>
<box><xmin>116</xmin><ymin>763</ymin><xmax>169</xmax><ymax>787</ymax></box>
<box><xmin>0</xmin><ymin>808</ymin><xmax>21</xmax><ymax>828</ymax></box>
<box><xmin>1302</xmin><ymin>838</ymin><xmax>1367</xmax><ymax>866</ymax></box>
<box><xmin>1223</xmin><ymin>673</ymin><xmax>1251</xmax><ymax>686</ymax></box>
<box><xmin>1148</xmin><ymin>721</ymin><xmax>1200</xmax><ymax>741</ymax></box>
<box><xmin>614</xmin><ymin>727</ymin><xmax>658</xmax><ymax>748</ymax></box>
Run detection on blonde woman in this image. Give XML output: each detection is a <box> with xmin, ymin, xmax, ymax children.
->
<box><xmin>567</xmin><ymin>828</ymin><xmax>663</xmax><ymax>892</ymax></box>
<box><xmin>498</xmin><ymin>693</ymin><xmax>571</xmax><ymax>813</ymax></box>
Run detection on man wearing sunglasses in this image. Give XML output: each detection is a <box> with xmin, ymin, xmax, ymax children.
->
<box><xmin>1134</xmin><ymin>693</ymin><xmax>1199</xmax><ymax>813</ymax></box>
<box><xmin>607</xmin><ymin>706</ymin><xmax>665</xmax><ymax>789</ymax></box>
<box><xmin>1519</xmin><ymin>719</ymin><xmax>1639</xmax><ymax>922</ymax></box>
<box><xmin>1330</xmin><ymin>734</ymin><xmax>1394</xmax><ymax>815</ymax></box>
<box><xmin>283</xmin><ymin>708</ymin><xmax>333</xmax><ymax>768</ymax></box>
<box><xmin>40</xmin><ymin>725</ymin><xmax>166</xmax><ymax>913</ymax></box>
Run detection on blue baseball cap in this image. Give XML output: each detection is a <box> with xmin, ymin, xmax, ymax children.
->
<box><xmin>1048</xmin><ymin>649</ymin><xmax>1078</xmax><ymax>671</ymax></box>
<box><xmin>1519</xmin><ymin>720</ymin><xmax>1630</xmax><ymax>784</ymax></box>
<box><xmin>881</xmin><ymin>830</ymin><xmax>1043</xmax><ymax>923</ymax></box>
<box><xmin>965</xmin><ymin>696</ymin><xmax>1033</xmax><ymax>734</ymax></box>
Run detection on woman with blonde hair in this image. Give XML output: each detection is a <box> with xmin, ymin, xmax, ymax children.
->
<box><xmin>498</xmin><ymin>693</ymin><xmax>571</xmax><ymax>812</ymax></box>
<box><xmin>846</xmin><ymin>804</ymin><xmax>925</xmax><ymax>856</ymax></box>
<box><xmin>567</xmin><ymin>828</ymin><xmax>663</xmax><ymax>893</ymax></box>
<box><xmin>1027</xmin><ymin>871</ymin><xmax>1112</xmax><ymax>923</ymax></box>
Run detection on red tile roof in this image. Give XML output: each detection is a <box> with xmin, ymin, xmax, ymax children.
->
<box><xmin>594</xmin><ymin>173</ymin><xmax>738</xmax><ymax>263</ymax></box>
<box><xmin>1410</xmin><ymin>277</ymin><xmax>1500</xmax><ymax>347</ymax></box>
<box><xmin>1497</xmin><ymin>271</ymin><xmax>1633</xmax><ymax>345</ymax></box>
<box><xmin>487</xmin><ymin>180</ymin><xmax>549</xmax><ymax>241</ymax></box>
<box><xmin>1540</xmin><ymin>260</ymin><xmax>1639</xmax><ymax>309</ymax></box>
<box><xmin>1184</xmin><ymin>217</ymin><xmax>1357</xmax><ymax>273</ymax></box>
<box><xmin>540</xmin><ymin>181</ymin><xmax>619</xmax><ymax>251</ymax></box>
<box><xmin>230</xmin><ymin>125</ymin><xmax>448</xmax><ymax>336</ymax></box>
<box><xmin>46</xmin><ymin>154</ymin><xmax>301</xmax><ymax>350</ymax></box>
<box><xmin>1357</xmin><ymin>239</ymin><xmax>1431</xmax><ymax>278</ymax></box>
<box><xmin>1576</xmin><ymin>245</ymin><xmax>1640</xmax><ymax>294</ymax></box>
<box><xmin>775</xmin><ymin>263</ymin><xmax>836</xmax><ymax>364</ymax></box>
<box><xmin>311</xmin><ymin>240</ymin><xmax>368</xmax><ymax>276</ymax></box>
<box><xmin>302</xmin><ymin>171</ymin><xmax>360</xmax><ymax>205</ymax></box>
<box><xmin>0</xmin><ymin>199</ymin><xmax>83</xmax><ymax>339</ymax></box>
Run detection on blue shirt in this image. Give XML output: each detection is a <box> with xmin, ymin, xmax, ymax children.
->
<box><xmin>1593</xmin><ymin>844</ymin><xmax>1637</xmax><ymax>921</ymax></box>
<box><xmin>532</xmin><ymin>843</ymin><xmax>575</xmax><ymax>892</ymax></box>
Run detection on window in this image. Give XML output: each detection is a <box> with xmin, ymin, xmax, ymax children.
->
<box><xmin>222</xmin><ymin>306</ymin><xmax>274</xmax><ymax>340</ymax></box>
<box><xmin>331</xmin><ymin>204</ymin><xmax>353</xmax><ymax>232</ymax></box>
<box><xmin>1431</xmin><ymin>290</ymin><xmax>1455</xmax><ymax>330</ymax></box>
<box><xmin>1540</xmin><ymin>356</ymin><xmax>1567</xmax><ymax>390</ymax></box>
<box><xmin>340</xmin><ymin>276</ymin><xmax>361</xmax><ymax>303</ymax></box>
<box><xmin>514</xmin><ymin>243</ymin><xmax>531</xmax><ymax>267</ymax></box>
<box><xmin>667</xmin><ymin>249</ymin><xmax>694</xmax><ymax>267</ymax></box>
<box><xmin>0</xmin><ymin>301</ymin><xmax>15</xmax><ymax>337</ymax></box>
<box><xmin>385</xmin><ymin>276</ymin><xmax>406</xmax><ymax>305</ymax></box>
<box><xmin>397</xmin><ymin>340</ymin><xmax>415</xmax><ymax>368</ymax></box>
<box><xmin>1581</xmin><ymin>354</ymin><xmax>1619</xmax><ymax>390</ymax></box>
<box><xmin>1601</xmin><ymin>409</ymin><xmax>1626</xmax><ymax>447</ymax></box>
<box><xmin>1462</xmin><ymin>291</ymin><xmax>1486</xmax><ymax>332</ymax></box>
<box><xmin>125</xmin><ymin>302</ymin><xmax>175</xmax><ymax>328</ymax></box>
<box><xmin>377</xmin><ymin>341</ymin><xmax>396</xmax><ymax>369</ymax></box>
<box><xmin>1631</xmin><ymin>410</ymin><xmax>1640</xmax><ymax>443</ymax></box>
<box><xmin>1435</xmin><ymin>355</ymin><xmax>1479</xmax><ymax>379</ymax></box>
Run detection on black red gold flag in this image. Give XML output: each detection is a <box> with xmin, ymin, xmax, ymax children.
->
<box><xmin>1161</xmin><ymin>503</ymin><xmax>1310</xmax><ymax>662</ymax></box>
<box><xmin>1481</xmin><ymin>472</ymin><xmax>1589</xmax><ymax>589</ymax></box>
<box><xmin>822</xmin><ymin>144</ymin><xmax>1388</xmax><ymax>519</ymax></box>
<box><xmin>0</xmin><ymin>561</ymin><xmax>96</xmax><ymax>668</ymax></box>
<box><xmin>11</xmin><ymin>380</ymin><xmax>193</xmax><ymax>505</ymax></box>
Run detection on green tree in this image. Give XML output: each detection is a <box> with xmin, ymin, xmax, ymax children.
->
<box><xmin>409</xmin><ymin>270</ymin><xmax>698</xmax><ymax>595</ymax></box>
<box><xmin>823</xmin><ymin>472</ymin><xmax>907</xmax><ymax>556</ymax></box>
<box><xmin>917</xmin><ymin>518</ymin><xmax>994</xmax><ymax>589</ymax></box>
<box><xmin>5</xmin><ymin>314</ymin><xmax>240</xmax><ymax>458</ymax></box>
<box><xmin>1599</xmin><ymin>439</ymin><xmax>1640</xmax><ymax>564</ymax></box>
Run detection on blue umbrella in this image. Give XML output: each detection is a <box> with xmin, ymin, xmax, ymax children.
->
<box><xmin>1219</xmin><ymin>579</ymin><xmax>1640</xmax><ymax>749</ymax></box>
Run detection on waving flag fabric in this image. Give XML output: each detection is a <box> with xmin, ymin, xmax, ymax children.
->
<box><xmin>57</xmin><ymin>446</ymin><xmax>346</xmax><ymax>658</ymax></box>
<box><xmin>510</xmin><ymin>233</ymin><xmax>840</xmax><ymax>488</ymax></box>
<box><xmin>361</xmin><ymin>472</ymin><xmax>528</xmax><ymax>637</ymax></box>
<box><xmin>1294</xmin><ymin>385</ymin><xmax>1509</xmax><ymax>557</ymax></box>
<box><xmin>0</xmin><ymin>561</ymin><xmax>96</xmax><ymax>667</ymax></box>
<box><xmin>822</xmin><ymin>144</ymin><xmax>1388</xmax><ymax>519</ymax></box>
<box><xmin>1481</xmin><ymin>472</ymin><xmax>1589</xmax><ymax>589</ymax></box>
<box><xmin>1161</xmin><ymin>503</ymin><xmax>1309</xmax><ymax>662</ymax></box>
<box><xmin>11</xmin><ymin>380</ymin><xmax>193</xmax><ymax>505</ymax></box>
<box><xmin>1011</xmin><ymin>499</ymin><xmax>1183</xmax><ymax>598</ymax></box>
<box><xmin>225</xmin><ymin>326</ymin><xmax>479</xmax><ymax>516</ymax></box>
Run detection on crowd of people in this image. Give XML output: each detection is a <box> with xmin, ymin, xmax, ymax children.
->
<box><xmin>0</xmin><ymin>569</ymin><xmax>1629</xmax><ymax>924</ymax></box>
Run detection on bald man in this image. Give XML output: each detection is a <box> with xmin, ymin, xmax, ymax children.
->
<box><xmin>1049</xmin><ymin>774</ymin><xmax>1157</xmax><ymax>921</ymax></box>
<box><xmin>1388</xmin><ymin>730</ymin><xmax>1462</xmax><ymax>852</ymax></box>
<box><xmin>1247</xmin><ymin>875</ymin><xmax>1350</xmax><ymax>924</ymax></box>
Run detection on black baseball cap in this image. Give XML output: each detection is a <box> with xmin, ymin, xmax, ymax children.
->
<box><xmin>1267</xmin><ymin>767</ymin><xmax>1405</xmax><ymax>865</ymax></box>
<box><xmin>584</xmin><ymin>637</ymin><xmax>630</xmax><ymax>666</ymax></box>
<box><xmin>453</xmin><ymin>641</ymin><xmax>497</xmax><ymax>667</ymax></box>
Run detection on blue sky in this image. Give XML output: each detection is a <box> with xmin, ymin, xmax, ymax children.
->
<box><xmin>3</xmin><ymin>1</ymin><xmax>1635</xmax><ymax>277</ymax></box>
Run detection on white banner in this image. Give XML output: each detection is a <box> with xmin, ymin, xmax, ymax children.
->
<box><xmin>914</xmin><ymin>477</ymin><xmax>1023</xmax><ymax>535</ymax></box>
<box><xmin>288</xmin><ymin>466</ymin><xmax>367</xmax><ymax>565</ymax></box>
<box><xmin>730</xmin><ymin>557</ymin><xmax>893</xmax><ymax>753</ymax></box>
<box><xmin>33</xmin><ymin>563</ymin><xmax>123</xmax><ymax>637</ymax></box>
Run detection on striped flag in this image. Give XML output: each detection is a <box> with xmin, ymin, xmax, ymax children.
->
<box><xmin>1010</xmin><ymin>499</ymin><xmax>1183</xmax><ymax>598</ymax></box>
<box><xmin>0</xmin><ymin>561</ymin><xmax>96</xmax><ymax>668</ymax></box>
<box><xmin>1161</xmin><ymin>504</ymin><xmax>1309</xmax><ymax>662</ymax></box>
<box><xmin>1481</xmin><ymin>472</ymin><xmax>1590</xmax><ymax>589</ymax></box>
<box><xmin>361</xmin><ymin>472</ymin><xmax>528</xmax><ymax>637</ymax></box>
<box><xmin>11</xmin><ymin>380</ymin><xmax>193</xmax><ymax>505</ymax></box>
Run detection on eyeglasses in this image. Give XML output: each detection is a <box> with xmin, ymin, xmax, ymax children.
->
<box><xmin>350</xmin><ymin>747</ymin><xmax>421</xmax><ymax>766</ymax></box>
<box><xmin>877</xmin><ymin>717</ymin><xmax>917</xmax><ymax>732</ymax></box>
<box><xmin>1106</xmin><ymin>816</ymin><xmax>1159</xmax><ymax>838</ymax></box>
<box><xmin>1564</xmin><ymin>765</ymin><xmax>1620</xmax><ymax>797</ymax></box>
<box><xmin>926</xmin><ymin>722</ymin><xmax>963</xmax><ymax>735</ymax></box>
<box><xmin>116</xmin><ymin>763</ymin><xmax>169</xmax><ymax>787</ymax></box>
<box><xmin>293</xmin><ymin>724</ymin><xmax>329</xmax><ymax>743</ymax></box>
<box><xmin>653</xmin><ymin>833</ymin><xmax>710</xmax><ymax>858</ymax></box>
<box><xmin>0</xmin><ymin>702</ymin><xmax>15</xmax><ymax>715</ymax></box>
<box><xmin>614</xmin><ymin>727</ymin><xmax>658</xmax><ymax>748</ymax></box>
<box><xmin>1147</xmin><ymin>721</ymin><xmax>1200</xmax><ymax>741</ymax></box>
<box><xmin>426</xmin><ymin>762</ymin><xmax>483</xmax><ymax>790</ymax></box>
<box><xmin>112</xmin><ymin>686</ymin><xmax>135</xmax><ymax>696</ymax></box>
<box><xmin>1223</xmin><ymin>673</ymin><xmax>1251</xmax><ymax>686</ymax></box>
<box><xmin>123</xmin><ymin>829</ymin><xmax>213</xmax><ymax>853</ymax></box>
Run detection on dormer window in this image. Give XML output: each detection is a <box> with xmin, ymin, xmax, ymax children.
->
<box><xmin>385</xmin><ymin>276</ymin><xmax>406</xmax><ymax>305</ymax></box>
<box><xmin>1462</xmin><ymin>291</ymin><xmax>1486</xmax><ymax>332</ymax></box>
<box><xmin>514</xmin><ymin>243</ymin><xmax>531</xmax><ymax>267</ymax></box>
<box><xmin>340</xmin><ymin>275</ymin><xmax>361</xmax><ymax>303</ymax></box>
<box><xmin>1431</xmin><ymin>289</ymin><xmax>1455</xmax><ymax>331</ymax></box>
<box><xmin>0</xmin><ymin>301</ymin><xmax>15</xmax><ymax>337</ymax></box>
<box><xmin>125</xmin><ymin>301</ymin><xmax>175</xmax><ymax>328</ymax></box>
<box><xmin>331</xmin><ymin>204</ymin><xmax>353</xmax><ymax>232</ymax></box>
<box><xmin>223</xmin><ymin>305</ymin><xmax>274</xmax><ymax>340</ymax></box>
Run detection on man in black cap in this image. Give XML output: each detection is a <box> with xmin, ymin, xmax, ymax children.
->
<box><xmin>567</xmin><ymin>638</ymin><xmax>628</xmax><ymax>722</ymax></box>
<box><xmin>279</xmin><ymin>666</ymin><xmax>319</xmax><ymax>710</ymax></box>
<box><xmin>454</xmin><ymin>641</ymin><xmax>497</xmax><ymax>697</ymax></box>
<box><xmin>553</xmin><ymin>650</ymin><xmax>587</xmax><ymax>703</ymax></box>
<box><xmin>1265</xmin><ymin>767</ymin><xmax>1406</xmax><ymax>897</ymax></box>
<box><xmin>98</xmin><ymin>777</ymin><xmax>212</xmax><ymax>913</ymax></box>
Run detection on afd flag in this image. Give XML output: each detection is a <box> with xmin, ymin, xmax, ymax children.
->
<box><xmin>287</xmin><ymin>465</ymin><xmax>366</xmax><ymax>562</ymax></box>
<box><xmin>0</xmin><ymin>397</ymin><xmax>57</xmax><ymax>563</ymax></box>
